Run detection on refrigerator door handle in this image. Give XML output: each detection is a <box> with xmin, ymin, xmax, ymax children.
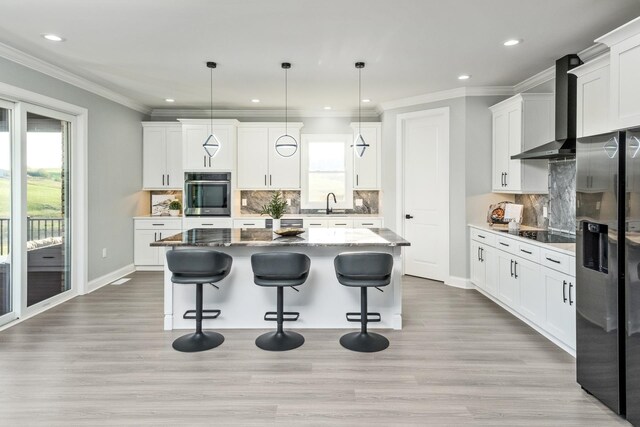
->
<box><xmin>563</xmin><ymin>280</ymin><xmax>567</xmax><ymax>303</ymax></box>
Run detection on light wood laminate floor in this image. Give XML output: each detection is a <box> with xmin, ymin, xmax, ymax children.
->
<box><xmin>0</xmin><ymin>272</ymin><xmax>629</xmax><ymax>426</ymax></box>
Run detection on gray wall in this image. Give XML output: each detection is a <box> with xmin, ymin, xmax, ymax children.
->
<box><xmin>381</xmin><ymin>95</ymin><xmax>508</xmax><ymax>280</ymax></box>
<box><xmin>0</xmin><ymin>57</ymin><xmax>148</xmax><ymax>282</ymax></box>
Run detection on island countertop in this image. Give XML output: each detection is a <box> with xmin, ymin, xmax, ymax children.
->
<box><xmin>151</xmin><ymin>227</ymin><xmax>410</xmax><ymax>247</ymax></box>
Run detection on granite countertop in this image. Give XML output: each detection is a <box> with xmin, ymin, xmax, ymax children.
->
<box><xmin>236</xmin><ymin>213</ymin><xmax>383</xmax><ymax>218</ymax></box>
<box><xmin>134</xmin><ymin>215</ymin><xmax>183</xmax><ymax>220</ymax></box>
<box><xmin>469</xmin><ymin>223</ymin><xmax>576</xmax><ymax>255</ymax></box>
<box><xmin>151</xmin><ymin>227</ymin><xmax>410</xmax><ymax>247</ymax></box>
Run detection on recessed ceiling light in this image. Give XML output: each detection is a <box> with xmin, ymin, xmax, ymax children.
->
<box><xmin>324</xmin><ymin>106</ymin><xmax>332</xmax><ymax>110</ymax></box>
<box><xmin>503</xmin><ymin>39</ymin><xmax>522</xmax><ymax>47</ymax></box>
<box><xmin>165</xmin><ymin>98</ymin><xmax>175</xmax><ymax>103</ymax></box>
<box><xmin>458</xmin><ymin>74</ymin><xmax>471</xmax><ymax>80</ymax></box>
<box><xmin>42</xmin><ymin>34</ymin><xmax>64</xmax><ymax>42</ymax></box>
<box><xmin>362</xmin><ymin>99</ymin><xmax>371</xmax><ymax>103</ymax></box>
<box><xmin>251</xmin><ymin>99</ymin><xmax>260</xmax><ymax>103</ymax></box>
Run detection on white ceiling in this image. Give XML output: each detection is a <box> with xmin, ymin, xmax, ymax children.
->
<box><xmin>0</xmin><ymin>0</ymin><xmax>639</xmax><ymax>113</ymax></box>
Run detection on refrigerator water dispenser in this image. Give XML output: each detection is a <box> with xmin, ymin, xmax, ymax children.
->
<box><xmin>583</xmin><ymin>221</ymin><xmax>608</xmax><ymax>274</ymax></box>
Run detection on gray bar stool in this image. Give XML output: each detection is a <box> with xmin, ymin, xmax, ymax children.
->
<box><xmin>166</xmin><ymin>248</ymin><xmax>233</xmax><ymax>352</ymax></box>
<box><xmin>334</xmin><ymin>252</ymin><xmax>393</xmax><ymax>352</ymax></box>
<box><xmin>251</xmin><ymin>252</ymin><xmax>311</xmax><ymax>351</ymax></box>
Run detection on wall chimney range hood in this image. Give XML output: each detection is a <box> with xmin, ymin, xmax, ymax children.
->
<box><xmin>511</xmin><ymin>54</ymin><xmax>583</xmax><ymax>160</ymax></box>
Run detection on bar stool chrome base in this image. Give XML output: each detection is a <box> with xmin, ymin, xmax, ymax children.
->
<box><xmin>255</xmin><ymin>330</ymin><xmax>305</xmax><ymax>351</ymax></box>
<box><xmin>172</xmin><ymin>331</ymin><xmax>225</xmax><ymax>353</ymax></box>
<box><xmin>339</xmin><ymin>331</ymin><xmax>389</xmax><ymax>353</ymax></box>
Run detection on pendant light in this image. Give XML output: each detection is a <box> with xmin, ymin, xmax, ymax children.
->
<box><xmin>203</xmin><ymin>61</ymin><xmax>221</xmax><ymax>158</ymax></box>
<box><xmin>353</xmin><ymin>61</ymin><xmax>370</xmax><ymax>158</ymax></box>
<box><xmin>275</xmin><ymin>62</ymin><xmax>298</xmax><ymax>157</ymax></box>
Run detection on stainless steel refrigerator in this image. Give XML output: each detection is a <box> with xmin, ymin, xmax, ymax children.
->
<box><xmin>576</xmin><ymin>128</ymin><xmax>640</xmax><ymax>424</ymax></box>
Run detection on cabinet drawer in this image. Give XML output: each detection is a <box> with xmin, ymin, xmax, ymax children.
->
<box><xmin>303</xmin><ymin>219</ymin><xmax>328</xmax><ymax>228</ymax></box>
<box><xmin>233</xmin><ymin>219</ymin><xmax>265</xmax><ymax>228</ymax></box>
<box><xmin>541</xmin><ymin>249</ymin><xmax>573</xmax><ymax>275</ymax></box>
<box><xmin>183</xmin><ymin>218</ymin><xmax>233</xmax><ymax>229</ymax></box>
<box><xmin>327</xmin><ymin>219</ymin><xmax>354</xmax><ymax>228</ymax></box>
<box><xmin>515</xmin><ymin>241</ymin><xmax>540</xmax><ymax>262</ymax></box>
<box><xmin>495</xmin><ymin>235</ymin><xmax>518</xmax><ymax>255</ymax></box>
<box><xmin>471</xmin><ymin>228</ymin><xmax>495</xmax><ymax>246</ymax></box>
<box><xmin>353</xmin><ymin>219</ymin><xmax>382</xmax><ymax>228</ymax></box>
<box><xmin>135</xmin><ymin>219</ymin><xmax>183</xmax><ymax>230</ymax></box>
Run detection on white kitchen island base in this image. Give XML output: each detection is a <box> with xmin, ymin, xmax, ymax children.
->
<box><xmin>156</xmin><ymin>228</ymin><xmax>409</xmax><ymax>331</ymax></box>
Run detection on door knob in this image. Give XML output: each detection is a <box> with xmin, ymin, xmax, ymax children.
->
<box><xmin>405</xmin><ymin>214</ymin><xmax>414</xmax><ymax>219</ymax></box>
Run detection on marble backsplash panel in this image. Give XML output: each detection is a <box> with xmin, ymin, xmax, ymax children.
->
<box><xmin>548</xmin><ymin>159</ymin><xmax>576</xmax><ymax>233</ymax></box>
<box><xmin>515</xmin><ymin>193</ymin><xmax>549</xmax><ymax>228</ymax></box>
<box><xmin>239</xmin><ymin>190</ymin><xmax>380</xmax><ymax>215</ymax></box>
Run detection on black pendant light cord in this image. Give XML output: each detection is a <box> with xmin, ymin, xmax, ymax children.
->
<box><xmin>210</xmin><ymin>66</ymin><xmax>213</xmax><ymax>132</ymax></box>
<box><xmin>358</xmin><ymin>66</ymin><xmax>362</xmax><ymax>136</ymax></box>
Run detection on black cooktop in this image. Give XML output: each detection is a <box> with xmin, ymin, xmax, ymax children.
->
<box><xmin>497</xmin><ymin>229</ymin><xmax>576</xmax><ymax>244</ymax></box>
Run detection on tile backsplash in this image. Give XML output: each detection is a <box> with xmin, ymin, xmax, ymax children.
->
<box><xmin>239</xmin><ymin>190</ymin><xmax>380</xmax><ymax>215</ymax></box>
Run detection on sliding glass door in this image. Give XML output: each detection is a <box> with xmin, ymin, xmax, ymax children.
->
<box><xmin>0</xmin><ymin>101</ymin><xmax>13</xmax><ymax>325</ymax></box>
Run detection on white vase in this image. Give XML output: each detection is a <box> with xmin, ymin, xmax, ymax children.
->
<box><xmin>272</xmin><ymin>218</ymin><xmax>281</xmax><ymax>231</ymax></box>
<box><xmin>169</xmin><ymin>210</ymin><xmax>179</xmax><ymax>217</ymax></box>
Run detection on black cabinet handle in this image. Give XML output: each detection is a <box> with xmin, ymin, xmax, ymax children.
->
<box><xmin>514</xmin><ymin>261</ymin><xmax>518</xmax><ymax>279</ymax></box>
<box><xmin>477</xmin><ymin>234</ymin><xmax>485</xmax><ymax>239</ymax></box>
<box><xmin>202</xmin><ymin>223</ymin><xmax>213</xmax><ymax>226</ymax></box>
<box><xmin>42</xmin><ymin>256</ymin><xmax>55</xmax><ymax>259</ymax></box>
<box><xmin>152</xmin><ymin>223</ymin><xmax>164</xmax><ymax>226</ymax></box>
<box><xmin>204</xmin><ymin>155</ymin><xmax>206</xmax><ymax>167</ymax></box>
<box><xmin>264</xmin><ymin>175</ymin><xmax>267</xmax><ymax>186</ymax></box>
<box><xmin>499</xmin><ymin>242</ymin><xmax>510</xmax><ymax>247</ymax></box>
<box><xmin>356</xmin><ymin>174</ymin><xmax>359</xmax><ymax>186</ymax></box>
<box><xmin>504</xmin><ymin>172</ymin><xmax>508</xmax><ymax>186</ymax></box>
<box><xmin>405</xmin><ymin>214</ymin><xmax>414</xmax><ymax>219</ymax></box>
<box><xmin>546</xmin><ymin>257</ymin><xmax>561</xmax><ymax>264</ymax></box>
<box><xmin>480</xmin><ymin>247</ymin><xmax>484</xmax><ymax>262</ymax></box>
<box><xmin>209</xmin><ymin>157</ymin><xmax>212</xmax><ymax>167</ymax></box>
<box><xmin>501</xmin><ymin>172</ymin><xmax>504</xmax><ymax>186</ymax></box>
<box><xmin>510</xmin><ymin>259</ymin><xmax>514</xmax><ymax>277</ymax></box>
<box><xmin>162</xmin><ymin>174</ymin><xmax>165</xmax><ymax>186</ymax></box>
<box><xmin>563</xmin><ymin>280</ymin><xmax>567</xmax><ymax>303</ymax></box>
<box><xmin>154</xmin><ymin>232</ymin><xmax>157</xmax><ymax>242</ymax></box>
<box><xmin>270</xmin><ymin>175</ymin><xmax>272</xmax><ymax>186</ymax></box>
<box><xmin>167</xmin><ymin>174</ymin><xmax>170</xmax><ymax>186</ymax></box>
<box><xmin>520</xmin><ymin>249</ymin><xmax>532</xmax><ymax>255</ymax></box>
<box><xmin>569</xmin><ymin>283</ymin><xmax>574</xmax><ymax>306</ymax></box>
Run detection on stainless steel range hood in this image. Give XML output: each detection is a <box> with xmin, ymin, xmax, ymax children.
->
<box><xmin>511</xmin><ymin>54</ymin><xmax>583</xmax><ymax>160</ymax></box>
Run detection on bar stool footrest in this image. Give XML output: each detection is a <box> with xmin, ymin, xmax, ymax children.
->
<box><xmin>346</xmin><ymin>312</ymin><xmax>381</xmax><ymax>323</ymax></box>
<box><xmin>264</xmin><ymin>311</ymin><xmax>300</xmax><ymax>322</ymax></box>
<box><xmin>183</xmin><ymin>309</ymin><xmax>221</xmax><ymax>320</ymax></box>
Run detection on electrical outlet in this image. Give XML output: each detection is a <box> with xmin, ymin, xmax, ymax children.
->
<box><xmin>286</xmin><ymin>198</ymin><xmax>291</xmax><ymax>206</ymax></box>
<box><xmin>241</xmin><ymin>198</ymin><xmax>247</xmax><ymax>206</ymax></box>
<box><xmin>543</xmin><ymin>206</ymin><xmax>548</xmax><ymax>218</ymax></box>
<box><xmin>355</xmin><ymin>198</ymin><xmax>363</xmax><ymax>207</ymax></box>
<box><xmin>102</xmin><ymin>248</ymin><xmax>107</xmax><ymax>258</ymax></box>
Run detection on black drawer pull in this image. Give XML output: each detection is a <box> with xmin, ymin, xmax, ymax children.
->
<box><xmin>499</xmin><ymin>242</ymin><xmax>510</xmax><ymax>247</ymax></box>
<box><xmin>310</xmin><ymin>223</ymin><xmax>322</xmax><ymax>226</ymax></box>
<box><xmin>152</xmin><ymin>223</ymin><xmax>164</xmax><ymax>226</ymax></box>
<box><xmin>477</xmin><ymin>234</ymin><xmax>485</xmax><ymax>239</ymax></box>
<box><xmin>42</xmin><ymin>256</ymin><xmax>55</xmax><ymax>259</ymax></box>
<box><xmin>520</xmin><ymin>249</ymin><xmax>532</xmax><ymax>255</ymax></box>
<box><xmin>243</xmin><ymin>223</ymin><xmax>255</xmax><ymax>226</ymax></box>
<box><xmin>361</xmin><ymin>223</ymin><xmax>374</xmax><ymax>225</ymax></box>
<box><xmin>546</xmin><ymin>257</ymin><xmax>561</xmax><ymax>264</ymax></box>
<box><xmin>334</xmin><ymin>223</ymin><xmax>347</xmax><ymax>226</ymax></box>
<box><xmin>202</xmin><ymin>224</ymin><xmax>214</xmax><ymax>226</ymax></box>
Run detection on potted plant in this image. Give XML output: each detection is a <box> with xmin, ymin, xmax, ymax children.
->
<box><xmin>168</xmin><ymin>200</ymin><xmax>182</xmax><ymax>217</ymax></box>
<box><xmin>260</xmin><ymin>191</ymin><xmax>288</xmax><ymax>230</ymax></box>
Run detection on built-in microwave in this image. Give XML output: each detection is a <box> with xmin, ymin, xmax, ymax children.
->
<box><xmin>184</xmin><ymin>172</ymin><xmax>231</xmax><ymax>216</ymax></box>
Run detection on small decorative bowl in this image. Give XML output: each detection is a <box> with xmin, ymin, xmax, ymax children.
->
<box><xmin>274</xmin><ymin>227</ymin><xmax>305</xmax><ymax>237</ymax></box>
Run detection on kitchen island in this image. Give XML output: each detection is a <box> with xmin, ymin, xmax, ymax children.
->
<box><xmin>152</xmin><ymin>227</ymin><xmax>410</xmax><ymax>330</ymax></box>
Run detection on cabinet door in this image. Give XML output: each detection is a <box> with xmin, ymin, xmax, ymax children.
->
<box><xmin>237</xmin><ymin>127</ymin><xmax>269</xmax><ymax>188</ymax></box>
<box><xmin>470</xmin><ymin>241</ymin><xmax>485</xmax><ymax>289</ymax></box>
<box><xmin>544</xmin><ymin>267</ymin><xmax>575</xmax><ymax>347</ymax></box>
<box><xmin>182</xmin><ymin>124</ymin><xmax>210</xmax><ymax>170</ymax></box>
<box><xmin>353</xmin><ymin>126</ymin><xmax>379</xmax><ymax>189</ymax></box>
<box><xmin>155</xmin><ymin>229</ymin><xmax>182</xmax><ymax>264</ymax></box>
<box><xmin>517</xmin><ymin>257</ymin><xmax>545</xmax><ymax>326</ymax></box>
<box><xmin>497</xmin><ymin>251</ymin><xmax>518</xmax><ymax>307</ymax></box>
<box><xmin>327</xmin><ymin>219</ymin><xmax>353</xmax><ymax>228</ymax></box>
<box><xmin>268</xmin><ymin>127</ymin><xmax>300</xmax><ymax>189</ymax></box>
<box><xmin>577</xmin><ymin>65</ymin><xmax>610</xmax><ymax>138</ymax></box>
<box><xmin>610</xmin><ymin>34</ymin><xmax>640</xmax><ymax>130</ymax></box>
<box><xmin>165</xmin><ymin>127</ymin><xmax>183</xmax><ymax>189</ymax></box>
<box><xmin>483</xmin><ymin>245</ymin><xmax>497</xmax><ymax>297</ymax></box>
<box><xmin>303</xmin><ymin>219</ymin><xmax>328</xmax><ymax>228</ymax></box>
<box><xmin>353</xmin><ymin>219</ymin><xmax>382</xmax><ymax>228</ymax></box>
<box><xmin>142</xmin><ymin>127</ymin><xmax>166</xmax><ymax>189</ymax></box>
<box><xmin>134</xmin><ymin>229</ymin><xmax>161</xmax><ymax>266</ymax></box>
<box><xmin>209</xmin><ymin>125</ymin><xmax>234</xmax><ymax>171</ymax></box>
<box><xmin>505</xmin><ymin>107</ymin><xmax>522</xmax><ymax>192</ymax></box>
<box><xmin>492</xmin><ymin>111</ymin><xmax>509</xmax><ymax>191</ymax></box>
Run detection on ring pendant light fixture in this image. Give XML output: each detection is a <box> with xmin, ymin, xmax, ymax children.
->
<box><xmin>353</xmin><ymin>61</ymin><xmax>370</xmax><ymax>158</ymax></box>
<box><xmin>203</xmin><ymin>61</ymin><xmax>221</xmax><ymax>158</ymax></box>
<box><xmin>275</xmin><ymin>62</ymin><xmax>298</xmax><ymax>157</ymax></box>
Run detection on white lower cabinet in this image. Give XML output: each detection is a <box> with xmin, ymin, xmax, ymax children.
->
<box><xmin>303</xmin><ymin>218</ymin><xmax>382</xmax><ymax>228</ymax></box>
<box><xmin>183</xmin><ymin>217</ymin><xmax>233</xmax><ymax>229</ymax></box>
<box><xmin>469</xmin><ymin>226</ymin><xmax>576</xmax><ymax>353</ymax></box>
<box><xmin>233</xmin><ymin>219</ymin><xmax>266</xmax><ymax>228</ymax></box>
<box><xmin>134</xmin><ymin>218</ymin><xmax>182</xmax><ymax>268</ymax></box>
<box><xmin>543</xmin><ymin>267</ymin><xmax>576</xmax><ymax>349</ymax></box>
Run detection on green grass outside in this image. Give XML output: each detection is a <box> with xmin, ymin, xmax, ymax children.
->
<box><xmin>0</xmin><ymin>170</ymin><xmax>63</xmax><ymax>218</ymax></box>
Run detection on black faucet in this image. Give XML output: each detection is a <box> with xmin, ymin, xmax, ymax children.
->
<box><xmin>326</xmin><ymin>192</ymin><xmax>337</xmax><ymax>215</ymax></box>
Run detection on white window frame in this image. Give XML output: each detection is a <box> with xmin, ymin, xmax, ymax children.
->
<box><xmin>301</xmin><ymin>133</ymin><xmax>353</xmax><ymax>210</ymax></box>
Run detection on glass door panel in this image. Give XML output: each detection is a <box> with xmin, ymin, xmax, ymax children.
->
<box><xmin>0</xmin><ymin>105</ymin><xmax>12</xmax><ymax>322</ymax></box>
<box><xmin>25</xmin><ymin>112</ymin><xmax>71</xmax><ymax>306</ymax></box>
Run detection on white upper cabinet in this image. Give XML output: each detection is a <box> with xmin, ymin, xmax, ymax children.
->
<box><xmin>571</xmin><ymin>55</ymin><xmax>611</xmax><ymax>138</ymax></box>
<box><xmin>596</xmin><ymin>17</ymin><xmax>640</xmax><ymax>130</ymax></box>
<box><xmin>490</xmin><ymin>94</ymin><xmax>554</xmax><ymax>194</ymax></box>
<box><xmin>237</xmin><ymin>123</ymin><xmax>302</xmax><ymax>189</ymax></box>
<box><xmin>350</xmin><ymin>122</ymin><xmax>381</xmax><ymax>189</ymax></box>
<box><xmin>142</xmin><ymin>122</ymin><xmax>183</xmax><ymax>190</ymax></box>
<box><xmin>180</xmin><ymin>119</ymin><xmax>238</xmax><ymax>171</ymax></box>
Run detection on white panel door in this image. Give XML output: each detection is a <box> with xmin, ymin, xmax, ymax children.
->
<box><xmin>483</xmin><ymin>245</ymin><xmax>497</xmax><ymax>297</ymax></box>
<box><xmin>544</xmin><ymin>267</ymin><xmax>575</xmax><ymax>346</ymax></box>
<box><xmin>506</xmin><ymin>107</ymin><xmax>522</xmax><ymax>191</ymax></box>
<box><xmin>165</xmin><ymin>127</ymin><xmax>183</xmax><ymax>189</ymax></box>
<box><xmin>182</xmin><ymin>124</ymin><xmax>209</xmax><ymax>170</ymax></box>
<box><xmin>353</xmin><ymin>125</ymin><xmax>379</xmax><ymax>189</ymax></box>
<box><xmin>577</xmin><ymin>66</ymin><xmax>610</xmax><ymax>138</ymax></box>
<box><xmin>470</xmin><ymin>241</ymin><xmax>485</xmax><ymax>289</ymax></box>
<box><xmin>209</xmin><ymin>126</ymin><xmax>233</xmax><ymax>170</ymax></box>
<box><xmin>237</xmin><ymin>127</ymin><xmax>269</xmax><ymax>188</ymax></box>
<box><xmin>142</xmin><ymin>127</ymin><xmax>166</xmax><ymax>188</ymax></box>
<box><xmin>492</xmin><ymin>111</ymin><xmax>509</xmax><ymax>191</ymax></box>
<box><xmin>497</xmin><ymin>251</ymin><xmax>518</xmax><ymax>307</ymax></box>
<box><xmin>268</xmin><ymin>127</ymin><xmax>300</xmax><ymax>189</ymax></box>
<box><xmin>517</xmin><ymin>257</ymin><xmax>544</xmax><ymax>326</ymax></box>
<box><xmin>401</xmin><ymin>109</ymin><xmax>449</xmax><ymax>281</ymax></box>
<box><xmin>134</xmin><ymin>229</ymin><xmax>160</xmax><ymax>266</ymax></box>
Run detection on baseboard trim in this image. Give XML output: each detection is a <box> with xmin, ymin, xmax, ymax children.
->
<box><xmin>135</xmin><ymin>266</ymin><xmax>164</xmax><ymax>272</ymax></box>
<box><xmin>445</xmin><ymin>276</ymin><xmax>473</xmax><ymax>289</ymax></box>
<box><xmin>86</xmin><ymin>263</ymin><xmax>135</xmax><ymax>294</ymax></box>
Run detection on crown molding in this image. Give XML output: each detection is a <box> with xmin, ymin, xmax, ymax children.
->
<box><xmin>380</xmin><ymin>86</ymin><xmax>513</xmax><ymax>111</ymax></box>
<box><xmin>0</xmin><ymin>41</ymin><xmax>151</xmax><ymax>114</ymax></box>
<box><xmin>596</xmin><ymin>16</ymin><xmax>640</xmax><ymax>46</ymax></box>
<box><xmin>150</xmin><ymin>108</ymin><xmax>381</xmax><ymax>119</ymax></box>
